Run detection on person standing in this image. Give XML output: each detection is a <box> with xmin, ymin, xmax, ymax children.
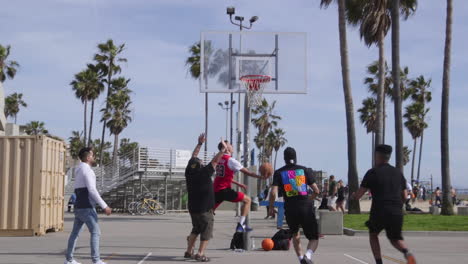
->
<box><xmin>269</xmin><ymin>147</ymin><xmax>320</xmax><ymax>264</ymax></box>
<box><xmin>336</xmin><ymin>180</ymin><xmax>345</xmax><ymax>213</ymax></box>
<box><xmin>184</xmin><ymin>134</ymin><xmax>226</xmax><ymax>262</ymax></box>
<box><xmin>213</xmin><ymin>141</ymin><xmax>264</xmax><ymax>232</ymax></box>
<box><xmin>327</xmin><ymin>175</ymin><xmax>338</xmax><ymax>211</ymax></box>
<box><xmin>422</xmin><ymin>186</ymin><xmax>426</xmax><ymax>201</ymax></box>
<box><xmin>451</xmin><ymin>187</ymin><xmax>457</xmax><ymax>206</ymax></box>
<box><xmin>352</xmin><ymin>145</ymin><xmax>416</xmax><ymax>264</ymax></box>
<box><xmin>64</xmin><ymin>147</ymin><xmax>112</xmax><ymax>264</ymax></box>
<box><xmin>68</xmin><ymin>193</ymin><xmax>76</xmax><ymax>213</ymax></box>
<box><xmin>435</xmin><ymin>187</ymin><xmax>442</xmax><ymax>207</ymax></box>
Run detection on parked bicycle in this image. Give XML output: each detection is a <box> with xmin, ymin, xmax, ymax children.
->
<box><xmin>127</xmin><ymin>192</ymin><xmax>166</xmax><ymax>215</ymax></box>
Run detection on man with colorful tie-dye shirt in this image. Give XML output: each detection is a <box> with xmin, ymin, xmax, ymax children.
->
<box><xmin>269</xmin><ymin>147</ymin><xmax>320</xmax><ymax>264</ymax></box>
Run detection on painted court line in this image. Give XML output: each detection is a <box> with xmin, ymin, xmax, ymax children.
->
<box><xmin>137</xmin><ymin>252</ymin><xmax>152</xmax><ymax>264</ymax></box>
<box><xmin>383</xmin><ymin>255</ymin><xmax>405</xmax><ymax>264</ymax></box>
<box><xmin>344</xmin><ymin>254</ymin><xmax>369</xmax><ymax>264</ymax></box>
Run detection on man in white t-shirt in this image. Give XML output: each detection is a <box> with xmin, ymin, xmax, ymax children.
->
<box><xmin>213</xmin><ymin>141</ymin><xmax>265</xmax><ymax>232</ymax></box>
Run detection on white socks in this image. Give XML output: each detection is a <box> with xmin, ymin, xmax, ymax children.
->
<box><xmin>305</xmin><ymin>249</ymin><xmax>314</xmax><ymax>260</ymax></box>
<box><xmin>239</xmin><ymin>216</ymin><xmax>246</xmax><ymax>226</ymax></box>
<box><xmin>298</xmin><ymin>256</ymin><xmax>304</xmax><ymax>262</ymax></box>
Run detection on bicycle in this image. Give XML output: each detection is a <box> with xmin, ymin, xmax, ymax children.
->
<box><xmin>136</xmin><ymin>198</ymin><xmax>165</xmax><ymax>215</ymax></box>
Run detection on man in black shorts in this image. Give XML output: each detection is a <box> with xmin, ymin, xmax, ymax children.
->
<box><xmin>269</xmin><ymin>147</ymin><xmax>320</xmax><ymax>264</ymax></box>
<box><xmin>352</xmin><ymin>145</ymin><xmax>416</xmax><ymax>264</ymax></box>
<box><xmin>184</xmin><ymin>134</ymin><xmax>226</xmax><ymax>262</ymax></box>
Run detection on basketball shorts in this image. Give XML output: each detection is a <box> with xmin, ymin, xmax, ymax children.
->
<box><xmin>214</xmin><ymin>188</ymin><xmax>245</xmax><ymax>209</ymax></box>
<box><xmin>285</xmin><ymin>205</ymin><xmax>318</xmax><ymax>240</ymax></box>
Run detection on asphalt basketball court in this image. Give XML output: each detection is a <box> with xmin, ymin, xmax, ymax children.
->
<box><xmin>0</xmin><ymin>210</ymin><xmax>466</xmax><ymax>264</ymax></box>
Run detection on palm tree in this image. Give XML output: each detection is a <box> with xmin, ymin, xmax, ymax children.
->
<box><xmin>94</xmin><ymin>39</ymin><xmax>127</xmax><ymax>165</ymax></box>
<box><xmin>185</xmin><ymin>41</ymin><xmax>220</xmax><ymax>153</ymax></box>
<box><xmin>408</xmin><ymin>76</ymin><xmax>432</xmax><ymax>184</ymax></box>
<box><xmin>4</xmin><ymin>93</ymin><xmax>27</xmax><ymax>124</ymax></box>
<box><xmin>403</xmin><ymin>146</ymin><xmax>411</xmax><ymax>166</ymax></box>
<box><xmin>69</xmin><ymin>130</ymin><xmax>84</xmax><ymax>160</ymax></box>
<box><xmin>0</xmin><ymin>44</ymin><xmax>20</xmax><ymax>125</ymax></box>
<box><xmin>251</xmin><ymin>99</ymin><xmax>281</xmax><ymax>163</ymax></box>
<box><xmin>272</xmin><ymin>128</ymin><xmax>287</xmax><ymax>169</ymax></box>
<box><xmin>90</xmin><ymin>138</ymin><xmax>112</xmax><ymax>165</ymax></box>
<box><xmin>346</xmin><ymin>0</ymin><xmax>417</xmax><ymax>147</ymax></box>
<box><xmin>320</xmin><ymin>0</ymin><xmax>360</xmax><ymax>214</ymax></box>
<box><xmin>0</xmin><ymin>44</ymin><xmax>19</xmax><ymax>82</ymax></box>
<box><xmin>357</xmin><ymin>97</ymin><xmax>377</xmax><ymax>166</ymax></box>
<box><xmin>86</xmin><ymin>64</ymin><xmax>105</xmax><ymax>146</ymax></box>
<box><xmin>404</xmin><ymin>102</ymin><xmax>428</xmax><ymax>184</ymax></box>
<box><xmin>101</xmin><ymin>83</ymin><xmax>132</xmax><ymax>166</ymax></box>
<box><xmin>441</xmin><ymin>0</ymin><xmax>454</xmax><ymax>215</ymax></box>
<box><xmin>25</xmin><ymin>121</ymin><xmax>48</xmax><ymax>135</ymax></box>
<box><xmin>71</xmin><ymin>70</ymin><xmax>92</xmax><ymax>145</ymax></box>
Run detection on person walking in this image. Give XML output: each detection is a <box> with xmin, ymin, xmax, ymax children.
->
<box><xmin>351</xmin><ymin>145</ymin><xmax>416</xmax><ymax>264</ymax></box>
<box><xmin>327</xmin><ymin>175</ymin><xmax>337</xmax><ymax>211</ymax></box>
<box><xmin>451</xmin><ymin>187</ymin><xmax>457</xmax><ymax>206</ymax></box>
<box><xmin>435</xmin><ymin>187</ymin><xmax>442</xmax><ymax>207</ymax></box>
<box><xmin>184</xmin><ymin>134</ymin><xmax>226</xmax><ymax>262</ymax></box>
<box><xmin>64</xmin><ymin>147</ymin><xmax>112</xmax><ymax>264</ymax></box>
<box><xmin>269</xmin><ymin>147</ymin><xmax>320</xmax><ymax>264</ymax></box>
<box><xmin>336</xmin><ymin>180</ymin><xmax>345</xmax><ymax>213</ymax></box>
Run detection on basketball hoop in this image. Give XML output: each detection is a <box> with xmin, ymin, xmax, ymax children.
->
<box><xmin>240</xmin><ymin>75</ymin><xmax>271</xmax><ymax>107</ymax></box>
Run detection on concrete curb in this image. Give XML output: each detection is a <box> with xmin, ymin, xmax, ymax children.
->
<box><xmin>343</xmin><ymin>227</ymin><xmax>468</xmax><ymax>237</ymax></box>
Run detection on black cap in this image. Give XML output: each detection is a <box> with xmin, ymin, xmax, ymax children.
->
<box><xmin>185</xmin><ymin>157</ymin><xmax>202</xmax><ymax>175</ymax></box>
<box><xmin>375</xmin><ymin>144</ymin><xmax>393</xmax><ymax>155</ymax></box>
<box><xmin>284</xmin><ymin>147</ymin><xmax>297</xmax><ymax>165</ymax></box>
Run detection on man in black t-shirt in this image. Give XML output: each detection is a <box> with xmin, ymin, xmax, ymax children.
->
<box><xmin>269</xmin><ymin>147</ymin><xmax>320</xmax><ymax>264</ymax></box>
<box><xmin>352</xmin><ymin>145</ymin><xmax>416</xmax><ymax>264</ymax></box>
<box><xmin>184</xmin><ymin>134</ymin><xmax>226</xmax><ymax>262</ymax></box>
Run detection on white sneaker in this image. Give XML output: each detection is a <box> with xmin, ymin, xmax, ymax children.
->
<box><xmin>93</xmin><ymin>261</ymin><xmax>107</xmax><ymax>264</ymax></box>
<box><xmin>64</xmin><ymin>260</ymin><xmax>81</xmax><ymax>264</ymax></box>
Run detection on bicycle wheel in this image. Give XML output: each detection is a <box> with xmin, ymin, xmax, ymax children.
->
<box><xmin>146</xmin><ymin>200</ymin><xmax>158</xmax><ymax>215</ymax></box>
<box><xmin>127</xmin><ymin>202</ymin><xmax>139</xmax><ymax>215</ymax></box>
<box><xmin>137</xmin><ymin>202</ymin><xmax>149</xmax><ymax>215</ymax></box>
<box><xmin>155</xmin><ymin>202</ymin><xmax>166</xmax><ymax>215</ymax></box>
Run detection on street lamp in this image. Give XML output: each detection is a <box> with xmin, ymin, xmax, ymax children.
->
<box><xmin>226</xmin><ymin>6</ymin><xmax>258</xmax><ymax>250</ymax></box>
<box><xmin>218</xmin><ymin>100</ymin><xmax>236</xmax><ymax>140</ymax></box>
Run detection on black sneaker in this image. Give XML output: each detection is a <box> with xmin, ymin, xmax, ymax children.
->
<box><xmin>300</xmin><ymin>256</ymin><xmax>314</xmax><ymax>264</ymax></box>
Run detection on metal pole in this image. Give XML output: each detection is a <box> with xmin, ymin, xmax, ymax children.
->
<box><xmin>230</xmin><ymin>94</ymin><xmax>234</xmax><ymax>143</ymax></box>
<box><xmin>225</xmin><ymin>108</ymin><xmax>229</xmax><ymax>139</ymax></box>
<box><xmin>242</xmin><ymin>96</ymin><xmax>251</xmax><ymax>250</ymax></box>
<box><xmin>229</xmin><ymin>33</ymin><xmax>234</xmax><ymax>144</ymax></box>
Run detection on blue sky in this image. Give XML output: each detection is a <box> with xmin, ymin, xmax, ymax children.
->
<box><xmin>1</xmin><ymin>0</ymin><xmax>467</xmax><ymax>187</ymax></box>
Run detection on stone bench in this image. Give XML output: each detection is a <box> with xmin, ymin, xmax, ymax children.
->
<box><xmin>430</xmin><ymin>205</ymin><xmax>440</xmax><ymax>215</ymax></box>
<box><xmin>457</xmin><ymin>206</ymin><xmax>468</xmax><ymax>216</ymax></box>
<box><xmin>319</xmin><ymin>210</ymin><xmax>343</xmax><ymax>235</ymax></box>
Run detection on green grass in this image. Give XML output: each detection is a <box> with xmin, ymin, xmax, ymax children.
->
<box><xmin>344</xmin><ymin>214</ymin><xmax>468</xmax><ymax>231</ymax></box>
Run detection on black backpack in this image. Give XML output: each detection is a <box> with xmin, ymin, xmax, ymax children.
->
<box><xmin>230</xmin><ymin>232</ymin><xmax>244</xmax><ymax>250</ymax></box>
<box><xmin>271</xmin><ymin>229</ymin><xmax>292</xmax><ymax>250</ymax></box>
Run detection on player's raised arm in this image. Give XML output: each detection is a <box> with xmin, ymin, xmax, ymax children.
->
<box><xmin>192</xmin><ymin>133</ymin><xmax>205</xmax><ymax>158</ymax></box>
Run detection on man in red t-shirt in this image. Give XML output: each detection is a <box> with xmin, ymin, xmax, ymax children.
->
<box><xmin>213</xmin><ymin>141</ymin><xmax>264</xmax><ymax>232</ymax></box>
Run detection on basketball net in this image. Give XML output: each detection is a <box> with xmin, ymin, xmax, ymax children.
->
<box><xmin>240</xmin><ymin>75</ymin><xmax>271</xmax><ymax>107</ymax></box>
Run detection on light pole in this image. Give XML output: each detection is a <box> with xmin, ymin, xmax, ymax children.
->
<box><xmin>218</xmin><ymin>100</ymin><xmax>235</xmax><ymax>140</ymax></box>
<box><xmin>226</xmin><ymin>6</ymin><xmax>258</xmax><ymax>251</ymax></box>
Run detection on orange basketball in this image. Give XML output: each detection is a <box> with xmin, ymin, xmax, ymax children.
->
<box><xmin>262</xmin><ymin>238</ymin><xmax>275</xmax><ymax>251</ymax></box>
<box><xmin>260</xmin><ymin>163</ymin><xmax>274</xmax><ymax>178</ymax></box>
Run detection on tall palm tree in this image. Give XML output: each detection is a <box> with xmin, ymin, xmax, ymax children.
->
<box><xmin>85</xmin><ymin>64</ymin><xmax>105</xmax><ymax>146</ymax></box>
<box><xmin>357</xmin><ymin>97</ymin><xmax>377</xmax><ymax>166</ymax></box>
<box><xmin>320</xmin><ymin>0</ymin><xmax>360</xmax><ymax>214</ymax></box>
<box><xmin>408</xmin><ymin>76</ymin><xmax>432</xmax><ymax>184</ymax></box>
<box><xmin>186</xmin><ymin>42</ymin><xmax>220</xmax><ymax>153</ymax></box>
<box><xmin>0</xmin><ymin>44</ymin><xmax>19</xmax><ymax>82</ymax></box>
<box><xmin>4</xmin><ymin>93</ymin><xmax>27</xmax><ymax>124</ymax></box>
<box><xmin>71</xmin><ymin>70</ymin><xmax>91</xmax><ymax>144</ymax></box>
<box><xmin>403</xmin><ymin>146</ymin><xmax>411</xmax><ymax>166</ymax></box>
<box><xmin>24</xmin><ymin>121</ymin><xmax>48</xmax><ymax>135</ymax></box>
<box><xmin>102</xmin><ymin>84</ymin><xmax>132</xmax><ymax>166</ymax></box>
<box><xmin>404</xmin><ymin>102</ymin><xmax>427</xmax><ymax>184</ymax></box>
<box><xmin>272</xmin><ymin>128</ymin><xmax>287</xmax><ymax>170</ymax></box>
<box><xmin>251</xmin><ymin>99</ymin><xmax>281</xmax><ymax>163</ymax></box>
<box><xmin>346</xmin><ymin>0</ymin><xmax>417</xmax><ymax>147</ymax></box>
<box><xmin>69</xmin><ymin>130</ymin><xmax>84</xmax><ymax>160</ymax></box>
<box><xmin>0</xmin><ymin>44</ymin><xmax>20</xmax><ymax>125</ymax></box>
<box><xmin>94</xmin><ymin>39</ymin><xmax>127</xmax><ymax>165</ymax></box>
<box><xmin>441</xmin><ymin>0</ymin><xmax>454</xmax><ymax>215</ymax></box>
